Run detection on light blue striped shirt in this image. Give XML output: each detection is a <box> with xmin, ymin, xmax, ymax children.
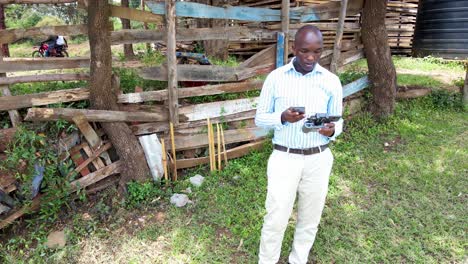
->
<box><xmin>255</xmin><ymin>58</ymin><xmax>343</xmax><ymax>149</ymax></box>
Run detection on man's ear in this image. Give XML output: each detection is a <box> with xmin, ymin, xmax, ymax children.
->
<box><xmin>291</xmin><ymin>43</ymin><xmax>296</xmax><ymax>55</ymax></box>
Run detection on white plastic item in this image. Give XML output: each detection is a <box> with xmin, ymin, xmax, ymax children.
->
<box><xmin>138</xmin><ymin>134</ymin><xmax>164</xmax><ymax>181</ymax></box>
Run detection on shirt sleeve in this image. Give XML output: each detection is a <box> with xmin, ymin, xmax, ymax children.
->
<box><xmin>254</xmin><ymin>73</ymin><xmax>285</xmax><ymax>130</ymax></box>
<box><xmin>327</xmin><ymin>75</ymin><xmax>343</xmax><ymax>141</ymax></box>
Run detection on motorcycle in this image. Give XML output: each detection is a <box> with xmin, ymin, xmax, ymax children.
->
<box><xmin>32</xmin><ymin>42</ymin><xmax>69</xmax><ymax>58</ymax></box>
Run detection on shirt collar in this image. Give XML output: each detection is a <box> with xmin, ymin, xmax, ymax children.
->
<box><xmin>282</xmin><ymin>57</ymin><xmax>324</xmax><ymax>75</ymax></box>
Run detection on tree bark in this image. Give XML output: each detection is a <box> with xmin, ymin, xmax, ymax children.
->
<box><xmin>0</xmin><ymin>4</ymin><xmax>9</xmax><ymax>57</ymax></box>
<box><xmin>87</xmin><ymin>1</ymin><xmax>150</xmax><ymax>189</ymax></box>
<box><xmin>121</xmin><ymin>0</ymin><xmax>135</xmax><ymax>59</ymax></box>
<box><xmin>361</xmin><ymin>0</ymin><xmax>397</xmax><ymax>119</ymax></box>
<box><xmin>195</xmin><ymin>0</ymin><xmax>228</xmax><ymax>61</ymax></box>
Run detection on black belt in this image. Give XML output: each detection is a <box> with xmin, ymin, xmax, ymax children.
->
<box><xmin>273</xmin><ymin>144</ymin><xmax>328</xmax><ymax>155</ymax></box>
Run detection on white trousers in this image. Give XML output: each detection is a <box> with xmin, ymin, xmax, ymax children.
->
<box><xmin>258</xmin><ymin>148</ymin><xmax>334</xmax><ymax>264</ymax></box>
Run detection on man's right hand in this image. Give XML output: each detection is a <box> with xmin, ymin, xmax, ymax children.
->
<box><xmin>281</xmin><ymin>107</ymin><xmax>305</xmax><ymax>123</ymax></box>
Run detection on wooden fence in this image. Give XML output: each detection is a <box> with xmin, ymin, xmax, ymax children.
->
<box><xmin>0</xmin><ymin>0</ymin><xmax>382</xmax><ymax>227</ymax></box>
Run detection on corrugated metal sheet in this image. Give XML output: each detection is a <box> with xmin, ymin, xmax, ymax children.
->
<box><xmin>413</xmin><ymin>0</ymin><xmax>468</xmax><ymax>59</ymax></box>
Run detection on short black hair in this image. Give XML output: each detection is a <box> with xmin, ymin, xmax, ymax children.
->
<box><xmin>294</xmin><ymin>25</ymin><xmax>323</xmax><ymax>43</ymax></box>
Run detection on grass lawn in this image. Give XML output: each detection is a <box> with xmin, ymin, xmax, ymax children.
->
<box><xmin>1</xmin><ymin>92</ymin><xmax>466</xmax><ymax>264</ymax></box>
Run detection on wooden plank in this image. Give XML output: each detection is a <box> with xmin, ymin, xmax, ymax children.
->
<box><xmin>24</xmin><ymin>108</ymin><xmax>167</xmax><ymax>122</ymax></box>
<box><xmin>0</xmin><ymin>25</ymin><xmax>87</xmax><ymax>45</ymax></box>
<box><xmin>72</xmin><ymin>142</ymin><xmax>112</xmax><ymax>175</ymax></box>
<box><xmin>110</xmin><ymin>27</ymin><xmax>277</xmax><ymax>45</ymax></box>
<box><xmin>177</xmin><ymin>140</ymin><xmax>266</xmax><ymax>169</ymax></box>
<box><xmin>0</xmin><ymin>73</ymin><xmax>89</xmax><ymax>85</ymax></box>
<box><xmin>295</xmin><ymin>0</ymin><xmax>363</xmax><ymax>22</ymax></box>
<box><xmin>342</xmin><ymin>76</ymin><xmax>369</xmax><ymax>98</ymax></box>
<box><xmin>164</xmin><ymin>127</ymin><xmax>268</xmax><ymax>151</ymax></box>
<box><xmin>147</xmin><ymin>0</ymin><xmax>363</xmax><ymax>22</ymax></box>
<box><xmin>118</xmin><ymin>79</ymin><xmax>263</xmax><ymax>103</ymax></box>
<box><xmin>276</xmin><ymin>32</ymin><xmax>285</xmax><ymax>68</ymax></box>
<box><xmin>0</xmin><ymin>88</ymin><xmax>89</xmax><ymax>111</ymax></box>
<box><xmin>82</xmin><ymin>144</ymin><xmax>105</xmax><ymax>170</ymax></box>
<box><xmin>139</xmin><ymin>64</ymin><xmax>242</xmax><ymax>82</ymax></box>
<box><xmin>0</xmin><ymin>52</ymin><xmax>22</xmax><ymax>127</ymax></box>
<box><xmin>240</xmin><ymin>45</ymin><xmax>276</xmax><ymax>68</ymax></box>
<box><xmin>281</xmin><ymin>0</ymin><xmax>290</xmax><ymax>63</ymax></box>
<box><xmin>110</xmin><ymin>5</ymin><xmax>163</xmax><ymax>24</ymax></box>
<box><xmin>146</xmin><ymin>1</ymin><xmax>291</xmax><ymax>22</ymax></box>
<box><xmin>70</xmin><ymin>144</ymin><xmax>91</xmax><ymax>176</ymax></box>
<box><xmin>179</xmin><ymin>97</ymin><xmax>259</xmax><ymax>122</ymax></box>
<box><xmin>130</xmin><ymin>109</ymin><xmax>257</xmax><ymax>135</ymax></box>
<box><xmin>72</xmin><ymin>115</ymin><xmax>112</xmax><ymax>164</ymax></box>
<box><xmin>166</xmin><ymin>0</ymin><xmax>178</xmax><ymax>125</ymax></box>
<box><xmin>330</xmin><ymin>0</ymin><xmax>349</xmax><ymax>73</ymax></box>
<box><xmin>0</xmin><ymin>57</ymin><xmax>90</xmax><ymax>72</ymax></box>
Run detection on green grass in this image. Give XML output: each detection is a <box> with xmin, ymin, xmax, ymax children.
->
<box><xmin>397</xmin><ymin>74</ymin><xmax>445</xmax><ymax>88</ymax></box>
<box><xmin>346</xmin><ymin>56</ymin><xmax>465</xmax><ymax>74</ymax></box>
<box><xmin>1</xmin><ymin>92</ymin><xmax>466</xmax><ymax>263</ymax></box>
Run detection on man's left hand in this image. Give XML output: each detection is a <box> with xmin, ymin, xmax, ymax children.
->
<box><xmin>318</xmin><ymin>123</ymin><xmax>335</xmax><ymax>137</ymax></box>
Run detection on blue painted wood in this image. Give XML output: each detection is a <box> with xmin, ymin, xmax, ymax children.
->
<box><xmin>343</xmin><ymin>76</ymin><xmax>369</xmax><ymax>98</ymax></box>
<box><xmin>276</xmin><ymin>32</ymin><xmax>285</xmax><ymax>68</ymax></box>
<box><xmin>147</xmin><ymin>1</ymin><xmax>276</xmax><ymax>21</ymax></box>
<box><xmin>146</xmin><ymin>1</ymin><xmax>301</xmax><ymax>22</ymax></box>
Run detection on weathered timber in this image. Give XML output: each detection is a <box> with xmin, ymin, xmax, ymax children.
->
<box><xmin>72</xmin><ymin>115</ymin><xmax>112</xmax><ymax>164</ymax></box>
<box><xmin>139</xmin><ymin>64</ymin><xmax>266</xmax><ymax>82</ymax></box>
<box><xmin>130</xmin><ymin>110</ymin><xmax>257</xmax><ymax>135</ymax></box>
<box><xmin>342</xmin><ymin>76</ymin><xmax>369</xmax><ymax>97</ymax></box>
<box><xmin>276</xmin><ymin>32</ymin><xmax>285</xmax><ymax>67</ymax></box>
<box><xmin>0</xmin><ymin>25</ymin><xmax>87</xmax><ymax>45</ymax></box>
<box><xmin>166</xmin><ymin>0</ymin><xmax>178</xmax><ymax>125</ymax></box>
<box><xmin>241</xmin><ymin>45</ymin><xmax>276</xmax><ymax>68</ymax></box>
<box><xmin>24</xmin><ymin>108</ymin><xmax>167</xmax><ymax>122</ymax></box>
<box><xmin>147</xmin><ymin>0</ymin><xmax>363</xmax><ymax>22</ymax></box>
<box><xmin>146</xmin><ymin>1</ymin><xmax>289</xmax><ymax>21</ymax></box>
<box><xmin>0</xmin><ymin>73</ymin><xmax>89</xmax><ymax>85</ymax></box>
<box><xmin>0</xmin><ymin>88</ymin><xmax>88</xmax><ymax>111</ymax></box>
<box><xmin>0</xmin><ymin>57</ymin><xmax>90</xmax><ymax>72</ymax></box>
<box><xmin>82</xmin><ymin>144</ymin><xmax>106</xmax><ymax>169</ymax></box>
<box><xmin>330</xmin><ymin>0</ymin><xmax>349</xmax><ymax>73</ymax></box>
<box><xmin>180</xmin><ymin>97</ymin><xmax>259</xmax><ymax>122</ymax></box>
<box><xmin>118</xmin><ymin>79</ymin><xmax>263</xmax><ymax>103</ymax></box>
<box><xmin>110</xmin><ymin>27</ymin><xmax>276</xmax><ymax>45</ymax></box>
<box><xmin>110</xmin><ymin>5</ymin><xmax>163</xmax><ymax>24</ymax></box>
<box><xmin>295</xmin><ymin>0</ymin><xmax>363</xmax><ymax>22</ymax></box>
<box><xmin>281</xmin><ymin>0</ymin><xmax>290</xmax><ymax>63</ymax></box>
<box><xmin>177</xmin><ymin>140</ymin><xmax>266</xmax><ymax>169</ymax></box>
<box><xmin>164</xmin><ymin>127</ymin><xmax>268</xmax><ymax>151</ymax></box>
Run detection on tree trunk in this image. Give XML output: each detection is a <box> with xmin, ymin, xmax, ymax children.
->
<box><xmin>0</xmin><ymin>4</ymin><xmax>9</xmax><ymax>57</ymax></box>
<box><xmin>121</xmin><ymin>0</ymin><xmax>135</xmax><ymax>59</ymax></box>
<box><xmin>195</xmin><ymin>0</ymin><xmax>228</xmax><ymax>61</ymax></box>
<box><xmin>87</xmin><ymin>1</ymin><xmax>150</xmax><ymax>190</ymax></box>
<box><xmin>361</xmin><ymin>0</ymin><xmax>397</xmax><ymax>119</ymax></box>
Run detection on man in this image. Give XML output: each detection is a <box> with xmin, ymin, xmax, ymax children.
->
<box><xmin>43</xmin><ymin>35</ymin><xmax>58</xmax><ymax>57</ymax></box>
<box><xmin>255</xmin><ymin>25</ymin><xmax>343</xmax><ymax>264</ymax></box>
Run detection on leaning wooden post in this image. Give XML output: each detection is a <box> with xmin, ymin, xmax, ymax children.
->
<box><xmin>166</xmin><ymin>0</ymin><xmax>179</xmax><ymax>125</ymax></box>
<box><xmin>0</xmin><ymin>49</ymin><xmax>21</xmax><ymax>127</ymax></box>
<box><xmin>330</xmin><ymin>0</ymin><xmax>349</xmax><ymax>73</ymax></box>
<box><xmin>281</xmin><ymin>0</ymin><xmax>290</xmax><ymax>63</ymax></box>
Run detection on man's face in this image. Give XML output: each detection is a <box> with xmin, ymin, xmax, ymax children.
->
<box><xmin>292</xmin><ymin>31</ymin><xmax>323</xmax><ymax>73</ymax></box>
